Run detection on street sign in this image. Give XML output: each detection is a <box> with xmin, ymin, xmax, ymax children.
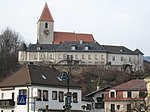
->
<box><xmin>17</xmin><ymin>95</ymin><xmax>26</xmax><ymax>105</ymax></box>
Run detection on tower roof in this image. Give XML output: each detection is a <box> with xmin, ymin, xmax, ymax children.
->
<box><xmin>39</xmin><ymin>3</ymin><xmax>54</xmax><ymax>22</ymax></box>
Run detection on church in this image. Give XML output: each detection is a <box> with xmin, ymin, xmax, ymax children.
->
<box><xmin>18</xmin><ymin>3</ymin><xmax>144</xmax><ymax>72</ymax></box>
<box><xmin>37</xmin><ymin>3</ymin><xmax>94</xmax><ymax>44</ymax></box>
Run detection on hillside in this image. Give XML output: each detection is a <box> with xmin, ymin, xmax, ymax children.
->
<box><xmin>145</xmin><ymin>56</ymin><xmax>150</xmax><ymax>62</ymax></box>
<box><xmin>54</xmin><ymin>65</ymin><xmax>143</xmax><ymax>95</ymax></box>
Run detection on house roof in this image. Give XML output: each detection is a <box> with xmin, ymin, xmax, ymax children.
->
<box><xmin>57</xmin><ymin>41</ymin><xmax>107</xmax><ymax>52</ymax></box>
<box><xmin>19</xmin><ymin>43</ymin><xmax>27</xmax><ymax>51</ymax></box>
<box><xmin>85</xmin><ymin>86</ymin><xmax>110</xmax><ymax>97</ymax></box>
<box><xmin>39</xmin><ymin>3</ymin><xmax>54</xmax><ymax>22</ymax></box>
<box><xmin>0</xmin><ymin>65</ymin><xmax>80</xmax><ymax>89</ymax></box>
<box><xmin>53</xmin><ymin>32</ymin><xmax>94</xmax><ymax>44</ymax></box>
<box><xmin>102</xmin><ymin>45</ymin><xmax>136</xmax><ymax>55</ymax></box>
<box><xmin>27</xmin><ymin>41</ymin><xmax>107</xmax><ymax>53</ymax></box>
<box><xmin>134</xmin><ymin>49</ymin><xmax>144</xmax><ymax>55</ymax></box>
<box><xmin>27</xmin><ymin>44</ymin><xmax>59</xmax><ymax>52</ymax></box>
<box><xmin>109</xmin><ymin>79</ymin><xmax>146</xmax><ymax>91</ymax></box>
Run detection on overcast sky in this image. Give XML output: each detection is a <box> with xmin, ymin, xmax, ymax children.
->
<box><xmin>0</xmin><ymin>0</ymin><xmax>150</xmax><ymax>56</ymax></box>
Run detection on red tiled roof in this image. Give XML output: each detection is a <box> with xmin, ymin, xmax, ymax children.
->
<box><xmin>53</xmin><ymin>31</ymin><xmax>94</xmax><ymax>44</ymax></box>
<box><xmin>39</xmin><ymin>3</ymin><xmax>54</xmax><ymax>22</ymax></box>
<box><xmin>110</xmin><ymin>79</ymin><xmax>146</xmax><ymax>91</ymax></box>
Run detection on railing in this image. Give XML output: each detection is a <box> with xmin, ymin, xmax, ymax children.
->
<box><xmin>0</xmin><ymin>99</ymin><xmax>15</xmax><ymax>107</ymax></box>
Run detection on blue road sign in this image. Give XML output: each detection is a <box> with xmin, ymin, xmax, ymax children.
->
<box><xmin>18</xmin><ymin>95</ymin><xmax>26</xmax><ymax>105</ymax></box>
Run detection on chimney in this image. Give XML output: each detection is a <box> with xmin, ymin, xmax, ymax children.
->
<box><xmin>80</xmin><ymin>40</ymin><xmax>83</xmax><ymax>44</ymax></box>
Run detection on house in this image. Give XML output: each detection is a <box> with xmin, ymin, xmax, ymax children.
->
<box><xmin>0</xmin><ymin>65</ymin><xmax>82</xmax><ymax>112</ymax></box>
<box><xmin>104</xmin><ymin>79</ymin><xmax>147</xmax><ymax>112</ymax></box>
<box><xmin>103</xmin><ymin>45</ymin><xmax>144</xmax><ymax>71</ymax></box>
<box><xmin>18</xmin><ymin>3</ymin><xmax>144</xmax><ymax>72</ymax></box>
<box><xmin>144</xmin><ymin>77</ymin><xmax>150</xmax><ymax>110</ymax></box>
<box><xmin>84</xmin><ymin>86</ymin><xmax>110</xmax><ymax>112</ymax></box>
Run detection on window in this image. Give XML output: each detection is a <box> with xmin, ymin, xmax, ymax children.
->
<box><xmin>102</xmin><ymin>94</ymin><xmax>104</xmax><ymax>99</ymax></box>
<box><xmin>84</xmin><ymin>46</ymin><xmax>89</xmax><ymax>50</ymax></box>
<box><xmin>59</xmin><ymin>91</ymin><xmax>64</xmax><ymax>102</ymax></box>
<box><xmin>19</xmin><ymin>89</ymin><xmax>27</xmax><ymax>95</ymax></box>
<box><xmin>75</xmin><ymin>54</ymin><xmax>78</xmax><ymax>59</ymax></box>
<box><xmin>40</xmin><ymin>55</ymin><xmax>42</xmax><ymax>59</ymax></box>
<box><xmin>71</xmin><ymin>45</ymin><xmax>76</xmax><ymax>50</ymax></box>
<box><xmin>37</xmin><ymin>89</ymin><xmax>42</xmax><ymax>101</ymax></box>
<box><xmin>12</xmin><ymin>93</ymin><xmax>14</xmax><ymax>100</ymax></box>
<box><xmin>37</xmin><ymin>46</ymin><xmax>41</xmax><ymax>50</ymax></box>
<box><xmin>111</xmin><ymin>104</ymin><xmax>115</xmax><ymax>112</ymax></box>
<box><xmin>88</xmin><ymin>55</ymin><xmax>91</xmax><ymax>59</ymax></box>
<box><xmin>82</xmin><ymin>55</ymin><xmax>85</xmax><ymax>59</ymax></box>
<box><xmin>129</xmin><ymin>57</ymin><xmax>132</xmax><ymax>62</ymax></box>
<box><xmin>95</xmin><ymin>55</ymin><xmax>98</xmax><ymax>60</ymax></box>
<box><xmin>1</xmin><ymin>93</ymin><xmax>4</xmax><ymax>99</ymax></box>
<box><xmin>127</xmin><ymin>104</ymin><xmax>131</xmax><ymax>112</ymax></box>
<box><xmin>67</xmin><ymin>55</ymin><xmax>73</xmax><ymax>61</ymax></box>
<box><xmin>58</xmin><ymin>54</ymin><xmax>62</xmax><ymax>59</ymax></box>
<box><xmin>52</xmin><ymin>91</ymin><xmax>57</xmax><ymax>100</ymax></box>
<box><xmin>110</xmin><ymin>92</ymin><xmax>115</xmax><ymax>98</ymax></box>
<box><xmin>117</xmin><ymin>105</ymin><xmax>120</xmax><ymax>110</ymax></box>
<box><xmin>139</xmin><ymin>91</ymin><xmax>146</xmax><ymax>98</ymax></box>
<box><xmin>101</xmin><ymin>55</ymin><xmax>104</xmax><ymax>60</ymax></box>
<box><xmin>73</xmin><ymin>92</ymin><xmax>78</xmax><ymax>103</ymax></box>
<box><xmin>95</xmin><ymin>61</ymin><xmax>98</xmax><ymax>64</ymax></box>
<box><xmin>97</xmin><ymin>97</ymin><xmax>103</xmax><ymax>102</ymax></box>
<box><xmin>45</xmin><ymin>23</ymin><xmax>48</xmax><ymax>28</ymax></box>
<box><xmin>140</xmin><ymin>104</ymin><xmax>145</xmax><ymax>111</ymax></box>
<box><xmin>95</xmin><ymin>102</ymin><xmax>104</xmax><ymax>109</ymax></box>
<box><xmin>43</xmin><ymin>90</ymin><xmax>48</xmax><ymax>101</ymax></box>
<box><xmin>87</xmin><ymin>104</ymin><xmax>91</xmax><ymax>110</ymax></box>
<box><xmin>127</xmin><ymin>91</ymin><xmax>132</xmax><ymax>98</ymax></box>
<box><xmin>48</xmin><ymin>54</ymin><xmax>53</xmax><ymax>59</ymax></box>
<box><xmin>63</xmin><ymin>54</ymin><xmax>66</xmax><ymax>59</ymax></box>
<box><xmin>33</xmin><ymin>55</ymin><xmax>37</xmax><ymax>59</ymax></box>
<box><xmin>112</xmin><ymin>56</ymin><xmax>115</xmax><ymax>61</ymax></box>
<box><xmin>121</xmin><ymin>57</ymin><xmax>123</xmax><ymax>61</ymax></box>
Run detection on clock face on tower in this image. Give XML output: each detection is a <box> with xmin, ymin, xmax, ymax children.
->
<box><xmin>43</xmin><ymin>29</ymin><xmax>50</xmax><ymax>36</ymax></box>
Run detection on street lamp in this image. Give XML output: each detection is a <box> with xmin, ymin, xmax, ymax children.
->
<box><xmin>58</xmin><ymin>71</ymin><xmax>72</xmax><ymax>112</ymax></box>
<box><xmin>56</xmin><ymin>55</ymin><xmax>74</xmax><ymax>111</ymax></box>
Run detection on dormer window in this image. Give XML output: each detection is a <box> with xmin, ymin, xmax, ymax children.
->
<box><xmin>120</xmin><ymin>49</ymin><xmax>124</xmax><ymax>52</ymax></box>
<box><xmin>71</xmin><ymin>45</ymin><xmax>77</xmax><ymax>50</ymax></box>
<box><xmin>84</xmin><ymin>45</ymin><xmax>90</xmax><ymax>50</ymax></box>
<box><xmin>45</xmin><ymin>23</ymin><xmax>48</xmax><ymax>28</ymax></box>
<box><xmin>37</xmin><ymin>46</ymin><xmax>41</xmax><ymax>50</ymax></box>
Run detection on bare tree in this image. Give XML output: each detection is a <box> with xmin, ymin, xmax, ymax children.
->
<box><xmin>0</xmin><ymin>27</ymin><xmax>25</xmax><ymax>79</ymax></box>
<box><xmin>0</xmin><ymin>27</ymin><xmax>23</xmax><ymax>54</ymax></box>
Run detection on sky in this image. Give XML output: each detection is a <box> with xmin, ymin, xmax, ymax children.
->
<box><xmin>0</xmin><ymin>0</ymin><xmax>150</xmax><ymax>56</ymax></box>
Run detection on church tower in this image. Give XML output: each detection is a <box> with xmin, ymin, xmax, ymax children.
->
<box><xmin>37</xmin><ymin>3</ymin><xmax>54</xmax><ymax>44</ymax></box>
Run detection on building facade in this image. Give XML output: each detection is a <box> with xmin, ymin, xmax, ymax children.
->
<box><xmin>0</xmin><ymin>65</ymin><xmax>82</xmax><ymax>112</ymax></box>
<box><xmin>104</xmin><ymin>79</ymin><xmax>147</xmax><ymax>112</ymax></box>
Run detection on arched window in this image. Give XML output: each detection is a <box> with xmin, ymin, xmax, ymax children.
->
<box><xmin>45</xmin><ymin>23</ymin><xmax>48</xmax><ymax>28</ymax></box>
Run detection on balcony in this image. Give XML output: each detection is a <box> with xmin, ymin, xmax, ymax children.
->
<box><xmin>0</xmin><ymin>99</ymin><xmax>15</xmax><ymax>107</ymax></box>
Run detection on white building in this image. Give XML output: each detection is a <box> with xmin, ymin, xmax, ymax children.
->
<box><xmin>0</xmin><ymin>65</ymin><xmax>82</xmax><ymax>112</ymax></box>
<box><xmin>18</xmin><ymin>3</ymin><xmax>144</xmax><ymax>72</ymax></box>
